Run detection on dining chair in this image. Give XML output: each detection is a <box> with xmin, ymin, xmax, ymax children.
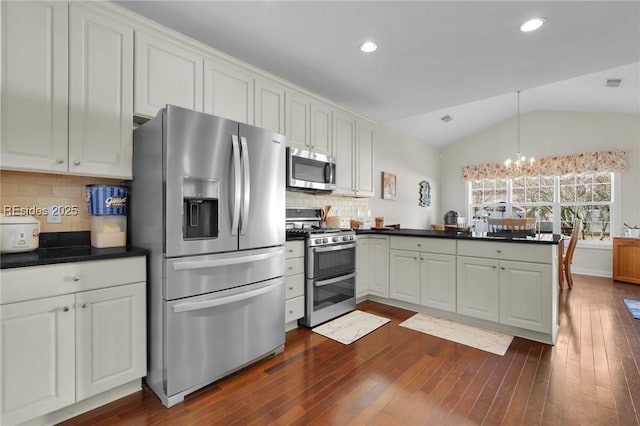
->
<box><xmin>562</xmin><ymin>219</ymin><xmax>582</xmax><ymax>289</ymax></box>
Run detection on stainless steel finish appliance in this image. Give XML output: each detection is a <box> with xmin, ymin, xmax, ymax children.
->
<box><xmin>286</xmin><ymin>147</ymin><xmax>336</xmax><ymax>192</ymax></box>
<box><xmin>130</xmin><ymin>105</ymin><xmax>286</xmax><ymax>407</ymax></box>
<box><xmin>286</xmin><ymin>208</ymin><xmax>356</xmax><ymax>327</ymax></box>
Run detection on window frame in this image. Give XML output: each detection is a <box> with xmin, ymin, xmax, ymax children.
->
<box><xmin>465</xmin><ymin>172</ymin><xmax>620</xmax><ymax>248</ymax></box>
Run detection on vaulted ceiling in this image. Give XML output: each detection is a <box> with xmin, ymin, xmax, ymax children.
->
<box><xmin>116</xmin><ymin>1</ymin><xmax>640</xmax><ymax>146</ymax></box>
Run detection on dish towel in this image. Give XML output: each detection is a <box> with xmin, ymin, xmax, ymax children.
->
<box><xmin>623</xmin><ymin>299</ymin><xmax>640</xmax><ymax>319</ymax></box>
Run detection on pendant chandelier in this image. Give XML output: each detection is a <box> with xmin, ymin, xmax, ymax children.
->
<box><xmin>504</xmin><ymin>90</ymin><xmax>534</xmax><ymax>169</ymax></box>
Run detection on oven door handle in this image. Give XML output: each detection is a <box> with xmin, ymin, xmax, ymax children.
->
<box><xmin>172</xmin><ymin>280</ymin><xmax>281</xmax><ymax>313</ymax></box>
<box><xmin>314</xmin><ymin>272</ymin><xmax>356</xmax><ymax>287</ymax></box>
<box><xmin>312</xmin><ymin>242</ymin><xmax>356</xmax><ymax>253</ymax></box>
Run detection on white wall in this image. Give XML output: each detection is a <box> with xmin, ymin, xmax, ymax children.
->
<box><xmin>438</xmin><ymin>110</ymin><xmax>640</xmax><ymax>276</ymax></box>
<box><xmin>367</xmin><ymin>124</ymin><xmax>440</xmax><ymax>229</ymax></box>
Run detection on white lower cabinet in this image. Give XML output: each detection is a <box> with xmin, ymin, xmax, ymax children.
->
<box><xmin>367</xmin><ymin>236</ymin><xmax>390</xmax><ymax>298</ymax></box>
<box><xmin>356</xmin><ymin>236</ymin><xmax>370</xmax><ymax>297</ymax></box>
<box><xmin>456</xmin><ymin>256</ymin><xmax>500</xmax><ymax>322</ymax></box>
<box><xmin>420</xmin><ymin>252</ymin><xmax>457</xmax><ymax>312</ymax></box>
<box><xmin>0</xmin><ymin>257</ymin><xmax>146</xmax><ymax>426</ymax></box>
<box><xmin>389</xmin><ymin>250</ymin><xmax>420</xmax><ymax>304</ymax></box>
<box><xmin>457</xmin><ymin>252</ymin><xmax>553</xmax><ymax>333</ymax></box>
<box><xmin>0</xmin><ymin>295</ymin><xmax>76</xmax><ymax>425</ymax></box>
<box><xmin>285</xmin><ymin>241</ymin><xmax>305</xmax><ymax>325</ymax></box>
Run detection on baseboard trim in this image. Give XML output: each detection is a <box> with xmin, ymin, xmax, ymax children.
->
<box><xmin>573</xmin><ymin>268</ymin><xmax>612</xmax><ymax>278</ymax></box>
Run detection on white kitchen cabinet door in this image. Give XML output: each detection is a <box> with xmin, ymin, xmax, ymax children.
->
<box><xmin>0</xmin><ymin>0</ymin><xmax>68</xmax><ymax>173</ymax></box>
<box><xmin>356</xmin><ymin>236</ymin><xmax>370</xmax><ymax>297</ymax></box>
<box><xmin>389</xmin><ymin>249</ymin><xmax>420</xmax><ymax>304</ymax></box>
<box><xmin>456</xmin><ymin>256</ymin><xmax>500</xmax><ymax>322</ymax></box>
<box><xmin>420</xmin><ymin>253</ymin><xmax>456</xmax><ymax>312</ymax></box>
<box><xmin>499</xmin><ymin>260</ymin><xmax>552</xmax><ymax>333</ymax></box>
<box><xmin>310</xmin><ymin>100</ymin><xmax>332</xmax><ymax>155</ymax></box>
<box><xmin>332</xmin><ymin>109</ymin><xmax>356</xmax><ymax>195</ymax></box>
<box><xmin>69</xmin><ymin>4</ymin><xmax>134</xmax><ymax>179</ymax></box>
<box><xmin>134</xmin><ymin>31</ymin><xmax>203</xmax><ymax>117</ymax></box>
<box><xmin>285</xmin><ymin>90</ymin><xmax>311</xmax><ymax>150</ymax></box>
<box><xmin>254</xmin><ymin>78</ymin><xmax>285</xmax><ymax>134</ymax></box>
<box><xmin>75</xmin><ymin>282</ymin><xmax>146</xmax><ymax>400</ymax></box>
<box><xmin>204</xmin><ymin>58</ymin><xmax>254</xmax><ymax>124</ymax></box>
<box><xmin>355</xmin><ymin>120</ymin><xmax>375</xmax><ymax>197</ymax></box>
<box><xmin>0</xmin><ymin>295</ymin><xmax>75</xmax><ymax>425</ymax></box>
<box><xmin>369</xmin><ymin>236</ymin><xmax>390</xmax><ymax>298</ymax></box>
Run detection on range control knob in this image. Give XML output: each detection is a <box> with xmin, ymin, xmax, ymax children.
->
<box><xmin>332</xmin><ymin>237</ymin><xmax>339</xmax><ymax>242</ymax></box>
<box><xmin>315</xmin><ymin>238</ymin><xmax>322</xmax><ymax>244</ymax></box>
<box><xmin>322</xmin><ymin>238</ymin><xmax>328</xmax><ymax>243</ymax></box>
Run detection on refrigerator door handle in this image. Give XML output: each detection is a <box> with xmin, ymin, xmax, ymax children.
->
<box><xmin>239</xmin><ymin>136</ymin><xmax>250</xmax><ymax>235</ymax></box>
<box><xmin>171</xmin><ymin>250</ymin><xmax>282</xmax><ymax>271</ymax></box>
<box><xmin>231</xmin><ymin>134</ymin><xmax>241</xmax><ymax>235</ymax></box>
<box><xmin>172</xmin><ymin>280</ymin><xmax>281</xmax><ymax>313</ymax></box>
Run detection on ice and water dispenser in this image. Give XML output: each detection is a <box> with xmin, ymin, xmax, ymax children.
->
<box><xmin>86</xmin><ymin>185</ymin><xmax>128</xmax><ymax>248</ymax></box>
<box><xmin>182</xmin><ymin>177</ymin><xmax>219</xmax><ymax>240</ymax></box>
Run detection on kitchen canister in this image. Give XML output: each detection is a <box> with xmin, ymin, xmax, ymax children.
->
<box><xmin>86</xmin><ymin>185</ymin><xmax>128</xmax><ymax>248</ymax></box>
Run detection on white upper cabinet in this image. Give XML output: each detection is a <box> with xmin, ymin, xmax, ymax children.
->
<box><xmin>1</xmin><ymin>1</ymin><xmax>134</xmax><ymax>179</ymax></box>
<box><xmin>332</xmin><ymin>109</ymin><xmax>356</xmax><ymax>195</ymax></box>
<box><xmin>254</xmin><ymin>78</ymin><xmax>285</xmax><ymax>134</ymax></box>
<box><xmin>310</xmin><ymin>100</ymin><xmax>332</xmax><ymax>155</ymax></box>
<box><xmin>285</xmin><ymin>90</ymin><xmax>311</xmax><ymax>150</ymax></box>
<box><xmin>356</xmin><ymin>120</ymin><xmax>375</xmax><ymax>197</ymax></box>
<box><xmin>204</xmin><ymin>58</ymin><xmax>254</xmax><ymax>124</ymax></box>
<box><xmin>0</xmin><ymin>1</ymin><xmax>69</xmax><ymax>173</ymax></box>
<box><xmin>134</xmin><ymin>31</ymin><xmax>203</xmax><ymax>117</ymax></box>
<box><xmin>69</xmin><ymin>3</ymin><xmax>133</xmax><ymax>178</ymax></box>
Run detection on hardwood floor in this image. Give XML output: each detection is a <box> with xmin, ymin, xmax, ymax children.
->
<box><xmin>60</xmin><ymin>275</ymin><xmax>640</xmax><ymax>426</ymax></box>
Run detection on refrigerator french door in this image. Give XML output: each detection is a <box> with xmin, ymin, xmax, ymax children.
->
<box><xmin>163</xmin><ymin>105</ymin><xmax>285</xmax><ymax>257</ymax></box>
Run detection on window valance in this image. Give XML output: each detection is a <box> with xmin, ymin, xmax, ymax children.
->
<box><xmin>462</xmin><ymin>150</ymin><xmax>626</xmax><ymax>182</ymax></box>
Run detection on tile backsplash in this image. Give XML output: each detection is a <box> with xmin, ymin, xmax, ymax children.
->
<box><xmin>286</xmin><ymin>191</ymin><xmax>370</xmax><ymax>220</ymax></box>
<box><xmin>0</xmin><ymin>170</ymin><xmax>121</xmax><ymax>232</ymax></box>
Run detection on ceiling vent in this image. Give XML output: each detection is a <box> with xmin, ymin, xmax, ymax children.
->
<box><xmin>606</xmin><ymin>78</ymin><xmax>624</xmax><ymax>88</ymax></box>
<box><xmin>440</xmin><ymin>114</ymin><xmax>453</xmax><ymax>123</ymax></box>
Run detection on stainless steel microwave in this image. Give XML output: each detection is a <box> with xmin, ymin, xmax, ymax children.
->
<box><xmin>286</xmin><ymin>147</ymin><xmax>336</xmax><ymax>192</ymax></box>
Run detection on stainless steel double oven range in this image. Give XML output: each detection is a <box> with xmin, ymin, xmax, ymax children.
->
<box><xmin>286</xmin><ymin>208</ymin><xmax>356</xmax><ymax>327</ymax></box>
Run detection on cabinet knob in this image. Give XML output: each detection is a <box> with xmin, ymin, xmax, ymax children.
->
<box><xmin>62</xmin><ymin>306</ymin><xmax>70</xmax><ymax>312</ymax></box>
<box><xmin>288</xmin><ymin>286</ymin><xmax>294</xmax><ymax>290</ymax></box>
<box><xmin>73</xmin><ymin>160</ymin><xmax>80</xmax><ymax>166</ymax></box>
<box><xmin>287</xmin><ymin>249</ymin><xmax>293</xmax><ymax>253</ymax></box>
<box><xmin>288</xmin><ymin>309</ymin><xmax>294</xmax><ymax>314</ymax></box>
<box><xmin>413</xmin><ymin>257</ymin><xmax>418</xmax><ymax>260</ymax></box>
<box><xmin>72</xmin><ymin>275</ymin><xmax>81</xmax><ymax>281</ymax></box>
<box><xmin>56</xmin><ymin>158</ymin><xmax>64</xmax><ymax>164</ymax></box>
<box><xmin>492</xmin><ymin>265</ymin><xmax>497</xmax><ymax>269</ymax></box>
<box><xmin>496</xmin><ymin>250</ymin><xmax>502</xmax><ymax>254</ymax></box>
<box><xmin>82</xmin><ymin>303</ymin><xmax>89</xmax><ymax>309</ymax></box>
<box><xmin>417</xmin><ymin>243</ymin><xmax>422</xmax><ymax>247</ymax></box>
<box><xmin>500</xmin><ymin>267</ymin><xmax>505</xmax><ymax>270</ymax></box>
<box><xmin>288</xmin><ymin>266</ymin><xmax>293</xmax><ymax>270</ymax></box>
<box><xmin>420</xmin><ymin>257</ymin><xmax>424</xmax><ymax>261</ymax></box>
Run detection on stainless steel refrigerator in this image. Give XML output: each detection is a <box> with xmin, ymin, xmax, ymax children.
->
<box><xmin>129</xmin><ymin>105</ymin><xmax>285</xmax><ymax>407</ymax></box>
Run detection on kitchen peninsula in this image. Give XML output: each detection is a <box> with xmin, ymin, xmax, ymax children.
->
<box><xmin>355</xmin><ymin>229</ymin><xmax>562</xmax><ymax>345</ymax></box>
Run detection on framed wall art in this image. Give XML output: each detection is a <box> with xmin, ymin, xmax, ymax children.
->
<box><xmin>382</xmin><ymin>172</ymin><xmax>396</xmax><ymax>200</ymax></box>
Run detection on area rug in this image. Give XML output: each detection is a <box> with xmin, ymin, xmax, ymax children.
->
<box><xmin>312</xmin><ymin>310</ymin><xmax>390</xmax><ymax>345</ymax></box>
<box><xmin>623</xmin><ymin>299</ymin><xmax>640</xmax><ymax>319</ymax></box>
<box><xmin>399</xmin><ymin>313</ymin><xmax>513</xmax><ymax>356</ymax></box>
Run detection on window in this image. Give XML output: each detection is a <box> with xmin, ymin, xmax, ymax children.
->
<box><xmin>468</xmin><ymin>172</ymin><xmax>617</xmax><ymax>242</ymax></box>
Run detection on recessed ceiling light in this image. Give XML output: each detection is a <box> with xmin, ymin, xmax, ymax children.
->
<box><xmin>520</xmin><ymin>17</ymin><xmax>546</xmax><ymax>32</ymax></box>
<box><xmin>606</xmin><ymin>78</ymin><xmax>624</xmax><ymax>88</ymax></box>
<box><xmin>360</xmin><ymin>41</ymin><xmax>377</xmax><ymax>53</ymax></box>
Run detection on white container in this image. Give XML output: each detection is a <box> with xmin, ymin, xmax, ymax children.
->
<box><xmin>0</xmin><ymin>215</ymin><xmax>40</xmax><ymax>253</ymax></box>
<box><xmin>91</xmin><ymin>216</ymin><xmax>126</xmax><ymax>248</ymax></box>
<box><xmin>628</xmin><ymin>228</ymin><xmax>640</xmax><ymax>238</ymax></box>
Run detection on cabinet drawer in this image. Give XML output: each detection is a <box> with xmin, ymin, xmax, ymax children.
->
<box><xmin>285</xmin><ymin>296</ymin><xmax>304</xmax><ymax>322</ymax></box>
<box><xmin>457</xmin><ymin>240</ymin><xmax>552</xmax><ymax>264</ymax></box>
<box><xmin>285</xmin><ymin>257</ymin><xmax>304</xmax><ymax>276</ymax></box>
<box><xmin>285</xmin><ymin>240</ymin><xmax>304</xmax><ymax>258</ymax></box>
<box><xmin>285</xmin><ymin>274</ymin><xmax>304</xmax><ymax>299</ymax></box>
<box><xmin>0</xmin><ymin>257</ymin><xmax>146</xmax><ymax>305</ymax></box>
<box><xmin>390</xmin><ymin>236</ymin><xmax>456</xmax><ymax>255</ymax></box>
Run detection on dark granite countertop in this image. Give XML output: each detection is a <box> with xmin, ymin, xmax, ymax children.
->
<box><xmin>355</xmin><ymin>228</ymin><xmax>562</xmax><ymax>245</ymax></box>
<box><xmin>1</xmin><ymin>231</ymin><xmax>148</xmax><ymax>269</ymax></box>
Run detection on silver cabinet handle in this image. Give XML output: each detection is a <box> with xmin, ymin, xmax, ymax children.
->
<box><xmin>73</xmin><ymin>160</ymin><xmax>80</xmax><ymax>166</ymax></box>
<box><xmin>72</xmin><ymin>275</ymin><xmax>80</xmax><ymax>281</ymax></box>
<box><xmin>56</xmin><ymin>158</ymin><xmax>64</xmax><ymax>164</ymax></box>
<box><xmin>82</xmin><ymin>303</ymin><xmax>89</xmax><ymax>309</ymax></box>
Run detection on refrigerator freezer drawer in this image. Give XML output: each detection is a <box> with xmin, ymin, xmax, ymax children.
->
<box><xmin>164</xmin><ymin>277</ymin><xmax>284</xmax><ymax>401</ymax></box>
<box><xmin>164</xmin><ymin>246</ymin><xmax>284</xmax><ymax>300</ymax></box>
